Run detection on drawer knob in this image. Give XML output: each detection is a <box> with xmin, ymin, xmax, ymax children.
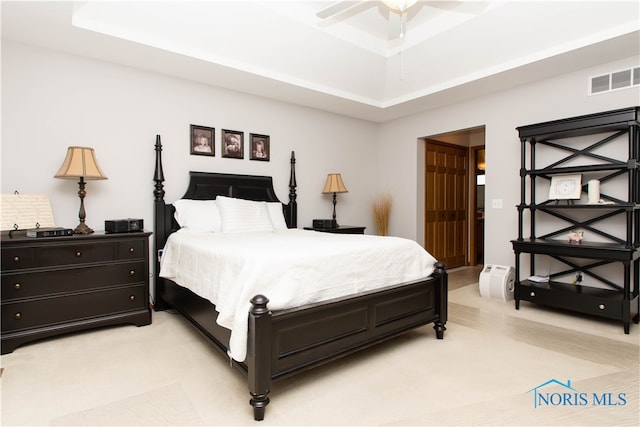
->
<box><xmin>598</xmin><ymin>304</ymin><xmax>605</xmax><ymax>310</ymax></box>
<box><xmin>15</xmin><ymin>312</ymin><xmax>22</xmax><ymax>320</ymax></box>
<box><xmin>129</xmin><ymin>270</ymin><xmax>136</xmax><ymax>276</ymax></box>
<box><xmin>530</xmin><ymin>291</ymin><xmax>536</xmax><ymax>297</ymax></box>
<box><xmin>130</xmin><ymin>295</ymin><xmax>136</xmax><ymax>301</ymax></box>
<box><xmin>14</xmin><ymin>283</ymin><xmax>21</xmax><ymax>290</ymax></box>
<box><xmin>75</xmin><ymin>251</ymin><xmax>82</xmax><ymax>257</ymax></box>
<box><xmin>129</xmin><ymin>247</ymin><xmax>135</xmax><ymax>253</ymax></box>
<box><xmin>13</xmin><ymin>256</ymin><xmax>20</xmax><ymax>263</ymax></box>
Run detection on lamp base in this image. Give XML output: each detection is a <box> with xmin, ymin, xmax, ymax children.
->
<box><xmin>73</xmin><ymin>222</ymin><xmax>94</xmax><ymax>234</ymax></box>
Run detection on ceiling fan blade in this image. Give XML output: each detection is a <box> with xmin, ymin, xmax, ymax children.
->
<box><xmin>316</xmin><ymin>1</ymin><xmax>363</xmax><ymax>19</ymax></box>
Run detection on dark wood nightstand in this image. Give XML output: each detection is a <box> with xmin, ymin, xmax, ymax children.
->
<box><xmin>1</xmin><ymin>230</ymin><xmax>152</xmax><ymax>354</ymax></box>
<box><xmin>303</xmin><ymin>225</ymin><xmax>366</xmax><ymax>234</ymax></box>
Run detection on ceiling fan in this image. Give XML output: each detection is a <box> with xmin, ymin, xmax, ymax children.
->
<box><xmin>316</xmin><ymin>1</ymin><xmax>420</xmax><ymax>40</ymax></box>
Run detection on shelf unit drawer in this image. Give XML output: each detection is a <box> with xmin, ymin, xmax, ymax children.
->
<box><xmin>1</xmin><ymin>284</ymin><xmax>148</xmax><ymax>333</ymax></box>
<box><xmin>1</xmin><ymin>261</ymin><xmax>146</xmax><ymax>300</ymax></box>
<box><xmin>517</xmin><ymin>281</ymin><xmax>624</xmax><ymax>320</ymax></box>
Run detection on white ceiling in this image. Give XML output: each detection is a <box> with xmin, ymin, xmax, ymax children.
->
<box><xmin>2</xmin><ymin>1</ymin><xmax>639</xmax><ymax>122</ymax></box>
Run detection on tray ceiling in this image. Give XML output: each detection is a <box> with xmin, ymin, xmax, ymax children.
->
<box><xmin>2</xmin><ymin>1</ymin><xmax>639</xmax><ymax>122</ymax></box>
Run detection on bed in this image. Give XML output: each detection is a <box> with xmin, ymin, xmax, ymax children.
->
<box><xmin>152</xmin><ymin>136</ymin><xmax>448</xmax><ymax>421</ymax></box>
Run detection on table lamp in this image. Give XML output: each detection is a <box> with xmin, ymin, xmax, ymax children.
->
<box><xmin>54</xmin><ymin>146</ymin><xmax>108</xmax><ymax>234</ymax></box>
<box><xmin>322</xmin><ymin>173</ymin><xmax>348</xmax><ymax>226</ymax></box>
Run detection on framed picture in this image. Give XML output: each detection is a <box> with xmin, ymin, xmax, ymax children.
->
<box><xmin>221</xmin><ymin>129</ymin><xmax>244</xmax><ymax>159</ymax></box>
<box><xmin>250</xmin><ymin>133</ymin><xmax>270</xmax><ymax>161</ymax></box>
<box><xmin>190</xmin><ymin>124</ymin><xmax>214</xmax><ymax>156</ymax></box>
<box><xmin>549</xmin><ymin>174</ymin><xmax>582</xmax><ymax>200</ymax></box>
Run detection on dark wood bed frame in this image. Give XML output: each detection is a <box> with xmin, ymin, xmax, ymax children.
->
<box><xmin>152</xmin><ymin>135</ymin><xmax>448</xmax><ymax>421</ymax></box>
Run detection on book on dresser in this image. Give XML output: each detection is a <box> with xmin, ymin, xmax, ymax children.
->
<box><xmin>26</xmin><ymin>227</ymin><xmax>73</xmax><ymax>238</ymax></box>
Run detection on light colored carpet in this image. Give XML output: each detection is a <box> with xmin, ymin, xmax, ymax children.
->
<box><xmin>50</xmin><ymin>383</ymin><xmax>205</xmax><ymax>426</ymax></box>
<box><xmin>1</xmin><ymin>274</ymin><xmax>638</xmax><ymax>426</ymax></box>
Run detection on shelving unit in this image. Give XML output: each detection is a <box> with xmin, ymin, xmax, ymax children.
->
<box><xmin>512</xmin><ymin>107</ymin><xmax>639</xmax><ymax>334</ymax></box>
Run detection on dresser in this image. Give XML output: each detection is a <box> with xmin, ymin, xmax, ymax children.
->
<box><xmin>1</xmin><ymin>231</ymin><xmax>152</xmax><ymax>354</ymax></box>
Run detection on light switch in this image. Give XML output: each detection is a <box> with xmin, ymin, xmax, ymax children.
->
<box><xmin>492</xmin><ymin>199</ymin><xmax>503</xmax><ymax>209</ymax></box>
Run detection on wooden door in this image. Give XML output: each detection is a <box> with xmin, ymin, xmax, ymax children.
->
<box><xmin>424</xmin><ymin>141</ymin><xmax>468</xmax><ymax>268</ymax></box>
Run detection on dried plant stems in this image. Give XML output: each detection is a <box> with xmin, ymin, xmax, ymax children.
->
<box><xmin>372</xmin><ymin>194</ymin><xmax>392</xmax><ymax>236</ymax></box>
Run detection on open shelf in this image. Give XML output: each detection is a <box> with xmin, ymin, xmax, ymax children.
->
<box><xmin>513</xmin><ymin>107</ymin><xmax>640</xmax><ymax>334</ymax></box>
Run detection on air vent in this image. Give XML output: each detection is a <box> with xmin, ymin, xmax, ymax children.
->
<box><xmin>589</xmin><ymin>66</ymin><xmax>640</xmax><ymax>95</ymax></box>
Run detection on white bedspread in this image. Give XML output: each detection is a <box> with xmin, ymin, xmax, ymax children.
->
<box><xmin>159</xmin><ymin>229</ymin><xmax>437</xmax><ymax>361</ymax></box>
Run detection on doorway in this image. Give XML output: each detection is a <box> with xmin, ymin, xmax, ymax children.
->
<box><xmin>422</xmin><ymin>127</ymin><xmax>485</xmax><ymax>268</ymax></box>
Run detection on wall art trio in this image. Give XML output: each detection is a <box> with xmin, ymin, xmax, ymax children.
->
<box><xmin>190</xmin><ymin>124</ymin><xmax>269</xmax><ymax>161</ymax></box>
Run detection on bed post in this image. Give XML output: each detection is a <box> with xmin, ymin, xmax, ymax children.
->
<box><xmin>247</xmin><ymin>295</ymin><xmax>272</xmax><ymax>421</ymax></box>
<box><xmin>432</xmin><ymin>261</ymin><xmax>448</xmax><ymax>339</ymax></box>
<box><xmin>287</xmin><ymin>151</ymin><xmax>297</xmax><ymax>228</ymax></box>
<box><xmin>153</xmin><ymin>135</ymin><xmax>169</xmax><ymax>311</ymax></box>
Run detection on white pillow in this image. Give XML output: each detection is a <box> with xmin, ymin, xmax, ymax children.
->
<box><xmin>267</xmin><ymin>202</ymin><xmax>289</xmax><ymax>231</ymax></box>
<box><xmin>173</xmin><ymin>199</ymin><xmax>222</xmax><ymax>232</ymax></box>
<box><xmin>216</xmin><ymin>196</ymin><xmax>274</xmax><ymax>233</ymax></box>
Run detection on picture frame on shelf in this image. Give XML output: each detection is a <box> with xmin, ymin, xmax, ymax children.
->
<box><xmin>250</xmin><ymin>134</ymin><xmax>270</xmax><ymax>161</ymax></box>
<box><xmin>548</xmin><ymin>174</ymin><xmax>582</xmax><ymax>200</ymax></box>
<box><xmin>222</xmin><ymin>129</ymin><xmax>244</xmax><ymax>159</ymax></box>
<box><xmin>190</xmin><ymin>124</ymin><xmax>215</xmax><ymax>156</ymax></box>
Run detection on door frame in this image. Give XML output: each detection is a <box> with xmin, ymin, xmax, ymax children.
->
<box><xmin>421</xmin><ymin>126</ymin><xmax>485</xmax><ymax>267</ymax></box>
<box><xmin>470</xmin><ymin>145</ymin><xmax>485</xmax><ymax>266</ymax></box>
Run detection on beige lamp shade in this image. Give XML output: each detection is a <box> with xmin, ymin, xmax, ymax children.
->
<box><xmin>54</xmin><ymin>146</ymin><xmax>108</xmax><ymax>180</ymax></box>
<box><xmin>54</xmin><ymin>146</ymin><xmax>107</xmax><ymax>234</ymax></box>
<box><xmin>322</xmin><ymin>173</ymin><xmax>348</xmax><ymax>194</ymax></box>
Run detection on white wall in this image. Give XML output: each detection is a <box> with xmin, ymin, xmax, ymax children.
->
<box><xmin>2</xmin><ymin>41</ymin><xmax>638</xmax><ymax>273</ymax></box>
<box><xmin>379</xmin><ymin>56</ymin><xmax>640</xmax><ymax>268</ymax></box>
<box><xmin>1</xmin><ymin>41</ymin><xmax>380</xmax><ymax>235</ymax></box>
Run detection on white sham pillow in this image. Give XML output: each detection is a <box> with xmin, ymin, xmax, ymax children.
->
<box><xmin>267</xmin><ymin>202</ymin><xmax>289</xmax><ymax>231</ymax></box>
<box><xmin>216</xmin><ymin>196</ymin><xmax>274</xmax><ymax>233</ymax></box>
<box><xmin>173</xmin><ymin>199</ymin><xmax>222</xmax><ymax>232</ymax></box>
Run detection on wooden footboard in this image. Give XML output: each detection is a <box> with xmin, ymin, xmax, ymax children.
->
<box><xmin>157</xmin><ymin>263</ymin><xmax>447</xmax><ymax>421</ymax></box>
<box><xmin>247</xmin><ymin>262</ymin><xmax>447</xmax><ymax>420</ymax></box>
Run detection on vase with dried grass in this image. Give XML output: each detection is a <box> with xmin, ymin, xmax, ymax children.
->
<box><xmin>372</xmin><ymin>193</ymin><xmax>392</xmax><ymax>236</ymax></box>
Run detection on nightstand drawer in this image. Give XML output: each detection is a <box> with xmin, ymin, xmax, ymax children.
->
<box><xmin>1</xmin><ymin>261</ymin><xmax>146</xmax><ymax>300</ymax></box>
<box><xmin>1</xmin><ymin>284</ymin><xmax>148</xmax><ymax>333</ymax></box>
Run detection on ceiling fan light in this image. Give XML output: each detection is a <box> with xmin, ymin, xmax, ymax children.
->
<box><xmin>382</xmin><ymin>0</ymin><xmax>418</xmax><ymax>13</ymax></box>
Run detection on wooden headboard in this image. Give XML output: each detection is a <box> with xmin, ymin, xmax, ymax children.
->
<box><xmin>152</xmin><ymin>135</ymin><xmax>298</xmax><ymax>276</ymax></box>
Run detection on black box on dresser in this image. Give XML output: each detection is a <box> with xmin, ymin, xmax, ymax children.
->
<box><xmin>1</xmin><ymin>230</ymin><xmax>152</xmax><ymax>354</ymax></box>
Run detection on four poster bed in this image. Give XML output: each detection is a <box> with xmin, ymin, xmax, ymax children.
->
<box><xmin>152</xmin><ymin>136</ymin><xmax>448</xmax><ymax>421</ymax></box>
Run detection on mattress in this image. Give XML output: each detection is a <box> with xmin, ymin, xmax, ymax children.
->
<box><xmin>159</xmin><ymin>228</ymin><xmax>437</xmax><ymax>361</ymax></box>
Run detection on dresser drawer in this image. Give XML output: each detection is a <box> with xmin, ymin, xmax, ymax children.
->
<box><xmin>2</xmin><ymin>284</ymin><xmax>147</xmax><ymax>333</ymax></box>
<box><xmin>1</xmin><ymin>247</ymin><xmax>35</xmax><ymax>270</ymax></box>
<box><xmin>1</xmin><ymin>261</ymin><xmax>147</xmax><ymax>300</ymax></box>
<box><xmin>118</xmin><ymin>239</ymin><xmax>146</xmax><ymax>260</ymax></box>
<box><xmin>2</xmin><ymin>242</ymin><xmax>117</xmax><ymax>271</ymax></box>
<box><xmin>37</xmin><ymin>241</ymin><xmax>117</xmax><ymax>267</ymax></box>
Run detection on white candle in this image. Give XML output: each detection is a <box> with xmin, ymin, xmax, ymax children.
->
<box><xmin>588</xmin><ymin>179</ymin><xmax>600</xmax><ymax>204</ymax></box>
